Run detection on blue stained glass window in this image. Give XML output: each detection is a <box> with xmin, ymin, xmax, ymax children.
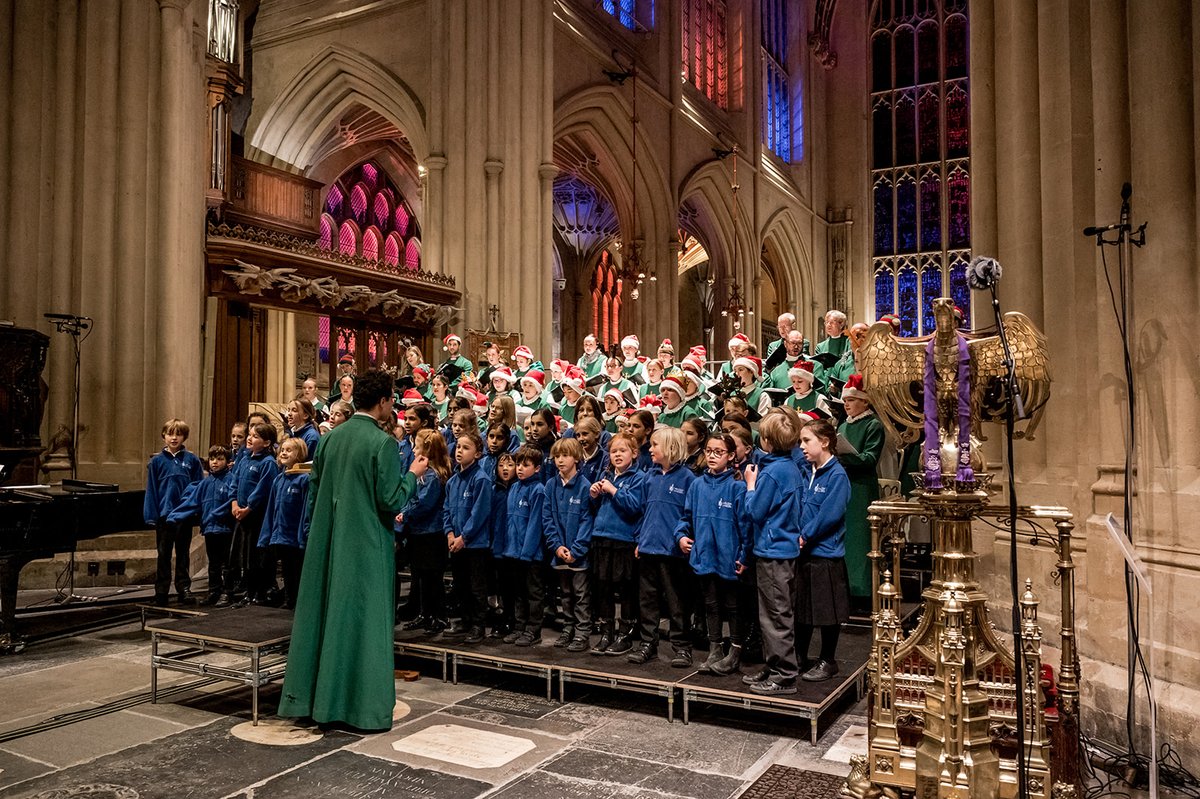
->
<box><xmin>602</xmin><ymin>0</ymin><xmax>644</xmax><ymax>30</ymax></box>
<box><xmin>921</xmin><ymin>265</ymin><xmax>943</xmax><ymax>333</ymax></box>
<box><xmin>875</xmin><ymin>268</ymin><xmax>895</xmax><ymax>322</ymax></box>
<box><xmin>948</xmin><ymin>169</ymin><xmax>970</xmax><ymax>248</ymax></box>
<box><xmin>949</xmin><ymin>260</ymin><xmax>972</xmax><ymax>328</ymax></box>
<box><xmin>898</xmin><ymin>268</ymin><xmax>919</xmax><ymax>337</ymax></box>
<box><xmin>874</xmin><ymin>181</ymin><xmax>894</xmax><ymax>255</ymax></box>
<box><xmin>920</xmin><ymin>173</ymin><xmax>941</xmax><ymax>250</ymax></box>
<box><xmin>324</xmin><ymin>187</ymin><xmax>343</xmax><ymax>217</ymax></box>
<box><xmin>897</xmin><ymin>178</ymin><xmax>917</xmax><ymax>252</ymax></box>
<box><xmin>896</xmin><ymin>92</ymin><xmax>916</xmax><ymax>165</ymax></box>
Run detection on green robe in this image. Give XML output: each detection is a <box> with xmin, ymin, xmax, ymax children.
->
<box><xmin>767</xmin><ymin>357</ymin><xmax>802</xmax><ymax>389</ymax></box>
<box><xmin>577</xmin><ymin>351</ymin><xmax>605</xmax><ymax>379</ymax></box>
<box><xmin>279</xmin><ymin>413</ymin><xmax>418</xmax><ymax>730</ymax></box>
<box><xmin>786</xmin><ymin>390</ymin><xmax>822</xmax><ymax>412</ymax></box>
<box><xmin>622</xmin><ymin>360</ymin><xmax>648</xmax><ymax>384</ymax></box>
<box><xmin>657</xmin><ymin>404</ymin><xmax>696</xmax><ymax>428</ymax></box>
<box><xmin>516</xmin><ymin>394</ymin><xmax>547</xmax><ymax>414</ymax></box>
<box><xmin>838</xmin><ymin>412</ymin><xmax>885</xmax><ymax>598</ymax></box>
<box><xmin>440</xmin><ymin>354</ymin><xmax>473</xmax><ymax>387</ymax></box>
<box><xmin>639</xmin><ymin>381</ymin><xmax>661</xmax><ymax>398</ymax></box>
<box><xmin>815</xmin><ymin>333</ymin><xmax>849</xmax><ymax>358</ymax></box>
<box><xmin>559</xmin><ymin>400</ymin><xmax>578</xmax><ymax>426</ymax></box>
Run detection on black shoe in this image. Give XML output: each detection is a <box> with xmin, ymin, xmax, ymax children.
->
<box><xmin>801</xmin><ymin>659</ymin><xmax>839</xmax><ymax>682</ymax></box>
<box><xmin>711</xmin><ymin>644</ymin><xmax>742</xmax><ymax>676</ymax></box>
<box><xmin>567</xmin><ymin>635</ymin><xmax>590</xmax><ymax>652</ymax></box>
<box><xmin>463</xmin><ymin>627</ymin><xmax>485</xmax><ymax>644</ymax></box>
<box><xmin>445</xmin><ymin>620</ymin><xmax>468</xmax><ymax>635</ymax></box>
<box><xmin>749</xmin><ymin>678</ymin><xmax>797</xmax><ymax>695</ymax></box>
<box><xmin>502</xmin><ymin>629</ymin><xmax>522</xmax><ymax>644</ymax></box>
<box><xmin>627</xmin><ymin>643</ymin><xmax>656</xmax><ymax>664</ymax></box>
<box><xmin>698</xmin><ymin>643</ymin><xmax>724</xmax><ymax>673</ymax></box>
<box><xmin>514</xmin><ymin>630</ymin><xmax>542</xmax><ymax>647</ymax></box>
<box><xmin>742</xmin><ymin>666</ymin><xmax>770</xmax><ymax>685</ymax></box>
<box><xmin>153</xmin><ymin>594</ymin><xmax>169</xmax><ymax>607</ymax></box>
<box><xmin>201</xmin><ymin>593</ymin><xmax>221</xmax><ymax>607</ymax></box>
<box><xmin>176</xmin><ymin>591</ymin><xmax>196</xmax><ymax>606</ymax></box>
<box><xmin>589</xmin><ymin>625</ymin><xmax>612</xmax><ymax>655</ymax></box>
<box><xmin>606</xmin><ymin>629</ymin><xmax>635</xmax><ymax>656</ymax></box>
<box><xmin>425</xmin><ymin>619</ymin><xmax>448</xmax><ymax>636</ymax></box>
<box><xmin>553</xmin><ymin>628</ymin><xmax>574</xmax><ymax>648</ymax></box>
<box><xmin>400</xmin><ymin>616</ymin><xmax>429</xmax><ymax>631</ymax></box>
<box><xmin>671</xmin><ymin>648</ymin><xmax>693</xmax><ymax>668</ymax></box>
<box><xmin>489</xmin><ymin>623</ymin><xmax>511</xmax><ymax>639</ymax></box>
<box><xmin>214</xmin><ymin>593</ymin><xmax>232</xmax><ymax>607</ymax></box>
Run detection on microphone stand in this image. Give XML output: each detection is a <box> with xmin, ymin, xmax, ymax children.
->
<box><xmin>986</xmin><ymin>281</ymin><xmax>1030</xmax><ymax>799</ymax></box>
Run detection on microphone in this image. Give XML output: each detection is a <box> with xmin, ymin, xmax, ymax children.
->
<box><xmin>966</xmin><ymin>256</ymin><xmax>1003</xmax><ymax>291</ymax></box>
<box><xmin>44</xmin><ymin>312</ymin><xmax>80</xmax><ymax>321</ymax></box>
<box><xmin>1082</xmin><ymin>222</ymin><xmax>1127</xmax><ymax>237</ymax></box>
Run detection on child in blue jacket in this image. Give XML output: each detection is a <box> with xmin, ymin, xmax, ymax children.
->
<box><xmin>587</xmin><ymin>432</ymin><xmax>644</xmax><ymax>656</ymax></box>
<box><xmin>257</xmin><ymin>438</ymin><xmax>311</xmax><ymax>609</ymax></box>
<box><xmin>231</xmin><ymin>422</ymin><xmax>281</xmax><ymax>604</ymax></box>
<box><xmin>489</xmin><ymin>452</ymin><xmax>517</xmax><ymax>639</ymax></box>
<box><xmin>542</xmin><ymin>437</ymin><xmax>594</xmax><ymax>652</ymax></box>
<box><xmin>167</xmin><ymin>445</ymin><xmax>234</xmax><ymax>606</ymax></box>
<box><xmin>397</xmin><ymin>429</ymin><xmax>451</xmax><ymax>635</ymax></box>
<box><xmin>144</xmin><ymin>418</ymin><xmax>205</xmax><ymax>606</ymax></box>
<box><xmin>629</xmin><ymin>427</ymin><xmax>697</xmax><ymax>667</ymax></box>
<box><xmin>504</xmin><ymin>446</ymin><xmax>547</xmax><ymax>646</ymax></box>
<box><xmin>443</xmin><ymin>430</ymin><xmax>495</xmax><ymax>643</ymax></box>
<box><xmin>675</xmin><ymin>432</ymin><xmax>749</xmax><ymax>675</ymax></box>
<box><xmin>742</xmin><ymin>408</ymin><xmax>806</xmax><ymax>695</ymax></box>
<box><xmin>795</xmin><ymin>418</ymin><xmax>852</xmax><ymax>682</ymax></box>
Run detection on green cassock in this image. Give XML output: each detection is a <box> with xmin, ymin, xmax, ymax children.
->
<box><xmin>278</xmin><ymin>413</ymin><xmax>417</xmax><ymax>730</ymax></box>
<box><xmin>815</xmin><ymin>333</ymin><xmax>850</xmax><ymax>358</ymax></box>
<box><xmin>837</xmin><ymin>412</ymin><xmax>886</xmax><ymax>598</ymax></box>
<box><xmin>577</xmin><ymin>351</ymin><xmax>606</xmax><ymax>379</ymax></box>
<box><xmin>786</xmin><ymin>390</ymin><xmax>822</xmax><ymax>412</ymax></box>
<box><xmin>657</xmin><ymin>403</ymin><xmax>696</xmax><ymax>428</ymax></box>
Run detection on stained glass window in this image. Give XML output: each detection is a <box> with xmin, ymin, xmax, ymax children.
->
<box><xmin>318</xmin><ymin>316</ymin><xmax>330</xmax><ymax>364</ymax></box>
<box><xmin>362</xmin><ymin>228</ymin><xmax>380</xmax><ymax>262</ymax></box>
<box><xmin>317</xmin><ymin>161</ymin><xmax>422</xmax><ymax>272</ymax></box>
<box><xmin>681</xmin><ymin>0</ymin><xmax>729</xmax><ymax>110</ymax></box>
<box><xmin>600</xmin><ymin>0</ymin><xmax>652</xmax><ymax>30</ymax></box>
<box><xmin>591</xmin><ymin>251</ymin><xmax>624</xmax><ymax>350</ymax></box>
<box><xmin>384</xmin><ymin>233</ymin><xmax>401</xmax><ymax>266</ymax></box>
<box><xmin>405</xmin><ymin>239</ymin><xmax>421</xmax><ymax>270</ymax></box>
<box><xmin>870</xmin><ymin>1</ymin><xmax>971</xmax><ymax>335</ymax></box>
<box><xmin>761</xmin><ymin>0</ymin><xmax>795</xmax><ymax>161</ymax></box>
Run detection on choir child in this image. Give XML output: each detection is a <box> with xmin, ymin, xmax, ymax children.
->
<box><xmin>285</xmin><ymin>398</ymin><xmax>321</xmax><ymax>458</ymax></box>
<box><xmin>542</xmin><ymin>437</ymin><xmax>594</xmax><ymax>651</ymax></box>
<box><xmin>573</xmin><ymin>417</ymin><xmax>610</xmax><ymax>484</ymax></box>
<box><xmin>503</xmin><ymin>446</ymin><xmax>548</xmax><ymax>646</ymax></box>
<box><xmin>443</xmin><ymin>429</ymin><xmax>495</xmax><ymax>643</ymax></box>
<box><xmin>144</xmin><ymin>418</ymin><xmax>206</xmax><ymax>606</ymax></box>
<box><xmin>257</xmin><ymin>438</ymin><xmax>311</xmax><ymax>609</ymax></box>
<box><xmin>166</xmin><ymin>445</ymin><xmax>234</xmax><ymax>606</ymax></box>
<box><xmin>488</xmin><ymin>452</ymin><xmax>518</xmax><ymax>638</ymax></box>
<box><xmin>397</xmin><ymin>429</ymin><xmax>452</xmax><ymax>635</ymax></box>
<box><xmin>231</xmin><ymin>422</ymin><xmax>281</xmax><ymax>604</ymax></box>
<box><xmin>587</xmin><ymin>433</ymin><xmax>645</xmax><ymax>656</ymax></box>
<box><xmin>836</xmin><ymin>374</ymin><xmax>885</xmax><ymax>613</ymax></box>
<box><xmin>626</xmin><ymin>409</ymin><xmax>655</xmax><ymax>471</ymax></box>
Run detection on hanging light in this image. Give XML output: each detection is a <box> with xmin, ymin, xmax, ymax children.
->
<box><xmin>722</xmin><ymin>144</ymin><xmax>746</xmax><ymax>327</ymax></box>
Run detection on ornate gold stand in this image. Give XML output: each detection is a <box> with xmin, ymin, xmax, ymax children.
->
<box><xmin>844</xmin><ymin>479</ymin><xmax>1081</xmax><ymax>799</ymax></box>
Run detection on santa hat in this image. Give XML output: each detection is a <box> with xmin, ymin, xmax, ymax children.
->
<box><xmin>603</xmin><ymin>386</ymin><xmax>627</xmax><ymax>407</ymax></box>
<box><xmin>442</xmin><ymin>333</ymin><xmax>462</xmax><ymax>351</ymax></box>
<box><xmin>512</xmin><ymin>345</ymin><xmax>534</xmax><ymax>362</ymax></box>
<box><xmin>727</xmin><ymin>332</ymin><xmax>750</xmax><ymax>350</ymax></box>
<box><xmin>681</xmin><ymin>354</ymin><xmax>704</xmax><ymax>375</ymax></box>
<box><xmin>411</xmin><ymin>364</ymin><xmax>431</xmax><ymax>382</ymax></box>
<box><xmin>561</xmin><ymin>365</ymin><xmax>586</xmax><ymax>396</ymax></box>
<box><xmin>521</xmin><ymin>369</ymin><xmax>545</xmax><ymax>393</ymax></box>
<box><xmin>689</xmin><ymin>345</ymin><xmax>707</xmax><ymax>361</ymax></box>
<box><xmin>732</xmin><ymin>356</ymin><xmax>763</xmax><ymax>381</ymax></box>
<box><xmin>657</xmin><ymin>338</ymin><xmax>674</xmax><ymax>354</ymax></box>
<box><xmin>878</xmin><ymin>314</ymin><xmax>901</xmax><ymax>332</ymax></box>
<box><xmin>659</xmin><ymin>373</ymin><xmax>688</xmax><ymax>402</ymax></box>
<box><xmin>841</xmin><ymin>373</ymin><xmax>871</xmax><ymax>402</ymax></box>
<box><xmin>466</xmin><ymin>387</ymin><xmax>489</xmax><ymax>413</ymax></box>
<box><xmin>550</xmin><ymin>359</ymin><xmax>570</xmax><ymax>376</ymax></box>
<box><xmin>788</xmin><ymin>361</ymin><xmax>816</xmax><ymax>384</ymax></box>
<box><xmin>639</xmin><ymin>394</ymin><xmax>663</xmax><ymax>415</ymax></box>
<box><xmin>796</xmin><ymin>410</ymin><xmax>822</xmax><ymax>423</ymax></box>
<box><xmin>338</xmin><ymin>353</ymin><xmax>354</xmax><ymax>365</ymax></box>
<box><xmin>489</xmin><ymin>365</ymin><xmax>516</xmax><ymax>386</ymax></box>
<box><xmin>620</xmin><ymin>334</ymin><xmax>640</xmax><ymax>352</ymax></box>
<box><xmin>401</xmin><ymin>389</ymin><xmax>424</xmax><ymax>407</ymax></box>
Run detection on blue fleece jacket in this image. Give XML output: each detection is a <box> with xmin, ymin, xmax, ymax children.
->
<box><xmin>289</xmin><ymin>424</ymin><xmax>321</xmax><ymax>461</ymax></box>
<box><xmin>166</xmin><ymin>468</ymin><xmax>234</xmax><ymax>534</ymax></box>
<box><xmin>234</xmin><ymin>451</ymin><xmax>281</xmax><ymax>519</ymax></box>
<box><xmin>504</xmin><ymin>477</ymin><xmax>546</xmax><ymax>561</ymax></box>
<box><xmin>397</xmin><ymin>438</ymin><xmax>415</xmax><ymax>474</ymax></box>
<box><xmin>490</xmin><ymin>482</ymin><xmax>511</xmax><ymax>558</ymax></box>
<box><xmin>635</xmin><ymin>463</ymin><xmax>696</xmax><ymax>556</ymax></box>
<box><xmin>674</xmin><ymin>468</ymin><xmax>749</xmax><ymax>580</ymax></box>
<box><xmin>258</xmin><ymin>471</ymin><xmax>311</xmax><ymax>548</ymax></box>
<box><xmin>578</xmin><ymin>445</ymin><xmax>611</xmax><ymax>485</ymax></box>
<box><xmin>443</xmin><ymin>460</ymin><xmax>494</xmax><ymax>549</ymax></box>
<box><xmin>542</xmin><ymin>470</ymin><xmax>593</xmax><ymax>569</ymax></box>
<box><xmin>397</xmin><ymin>472</ymin><xmax>445</xmax><ymax>535</ymax></box>
<box><xmin>636</xmin><ymin>443</ymin><xmax>653</xmax><ymax>472</ymax></box>
<box><xmin>590</xmin><ymin>467</ymin><xmax>644</xmax><ymax>543</ymax></box>
<box><xmin>144</xmin><ymin>448</ymin><xmax>205</xmax><ymax>525</ymax></box>
<box><xmin>747</xmin><ymin>450</ymin><xmax>805</xmax><ymax>559</ymax></box>
<box><xmin>800</xmin><ymin>457</ymin><xmax>851</xmax><ymax>558</ymax></box>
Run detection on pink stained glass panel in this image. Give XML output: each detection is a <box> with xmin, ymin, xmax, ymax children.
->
<box><xmin>338</xmin><ymin>222</ymin><xmax>357</xmax><ymax>255</ymax></box>
<box><xmin>405</xmin><ymin>239</ymin><xmax>421</xmax><ymax>270</ymax></box>
<box><xmin>362</xmin><ymin>228</ymin><xmax>380</xmax><ymax>262</ymax></box>
<box><xmin>318</xmin><ymin>215</ymin><xmax>333</xmax><ymax>250</ymax></box>
<box><xmin>384</xmin><ymin>233</ymin><xmax>401</xmax><ymax>266</ymax></box>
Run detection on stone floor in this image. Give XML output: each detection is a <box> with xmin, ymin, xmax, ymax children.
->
<box><xmin>0</xmin><ymin>619</ymin><xmax>870</xmax><ymax>799</ymax></box>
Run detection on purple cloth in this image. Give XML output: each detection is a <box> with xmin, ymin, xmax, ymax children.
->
<box><xmin>923</xmin><ymin>334</ymin><xmax>974</xmax><ymax>489</ymax></box>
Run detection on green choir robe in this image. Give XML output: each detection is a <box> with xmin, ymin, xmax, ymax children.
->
<box><xmin>414</xmin><ymin>382</ymin><xmax>433</xmax><ymax>402</ymax></box>
<box><xmin>838</xmin><ymin>412</ymin><xmax>886</xmax><ymax>598</ymax></box>
<box><xmin>279</xmin><ymin>413</ymin><xmax>418</xmax><ymax>730</ymax></box>
<box><xmin>639</xmin><ymin>381</ymin><xmax>661</xmax><ymax>398</ymax></box>
<box><xmin>621</xmin><ymin>360</ymin><xmax>648</xmax><ymax>385</ymax></box>
<box><xmin>767</xmin><ymin>356</ymin><xmax>803</xmax><ymax>389</ymax></box>
<box><xmin>657</xmin><ymin>403</ymin><xmax>696</xmax><ymax>428</ymax></box>
<box><xmin>577</xmin><ymin>351</ymin><xmax>606</xmax><ymax>379</ymax></box>
<box><xmin>439</xmin><ymin>354</ymin><xmax>473</xmax><ymax>387</ymax></box>
<box><xmin>599</xmin><ymin>378</ymin><xmax>634</xmax><ymax>399</ymax></box>
<box><xmin>432</xmin><ymin>398</ymin><xmax>449</xmax><ymax>423</ymax></box>
<box><xmin>516</xmin><ymin>394</ymin><xmax>547</xmax><ymax>415</ymax></box>
<box><xmin>815</xmin><ymin>333</ymin><xmax>849</xmax><ymax>358</ymax></box>
<box><xmin>786</xmin><ymin>389</ymin><xmax>824</xmax><ymax>413</ymax></box>
<box><xmin>559</xmin><ymin>400</ymin><xmax>578</xmax><ymax>426</ymax></box>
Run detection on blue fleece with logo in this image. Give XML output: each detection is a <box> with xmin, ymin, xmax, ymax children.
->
<box><xmin>577</xmin><ymin>445</ymin><xmax>611</xmax><ymax>485</ymax></box>
<box><xmin>257</xmin><ymin>471</ymin><xmax>311</xmax><ymax>548</ymax></box>
<box><xmin>490</xmin><ymin>481</ymin><xmax>511</xmax><ymax>558</ymax></box>
<box><xmin>503</xmin><ymin>476</ymin><xmax>546</xmax><ymax>562</ymax></box>
<box><xmin>542</xmin><ymin>470</ymin><xmax>594</xmax><ymax>569</ymax></box>
<box><xmin>166</xmin><ymin>468</ymin><xmax>234</xmax><ymax>535</ymax></box>
<box><xmin>234</xmin><ymin>451</ymin><xmax>281</xmax><ymax>519</ymax></box>
<box><xmin>443</xmin><ymin>460</ymin><xmax>495</xmax><ymax>549</ymax></box>
<box><xmin>396</xmin><ymin>473</ymin><xmax>445</xmax><ymax>536</ymax></box>
<box><xmin>674</xmin><ymin>468</ymin><xmax>749</xmax><ymax>580</ymax></box>
<box><xmin>590</xmin><ymin>467</ymin><xmax>644</xmax><ymax>543</ymax></box>
<box><xmin>144</xmin><ymin>448</ymin><xmax>205</xmax><ymax>525</ymax></box>
<box><xmin>747</xmin><ymin>450</ymin><xmax>805</xmax><ymax>559</ymax></box>
<box><xmin>635</xmin><ymin>463</ymin><xmax>696</xmax><ymax>556</ymax></box>
<box><xmin>397</xmin><ymin>438</ymin><xmax>415</xmax><ymax>474</ymax></box>
<box><xmin>289</xmin><ymin>424</ymin><xmax>321</xmax><ymax>461</ymax></box>
<box><xmin>799</xmin><ymin>457</ymin><xmax>851</xmax><ymax>558</ymax></box>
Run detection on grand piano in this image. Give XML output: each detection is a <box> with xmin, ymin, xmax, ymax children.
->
<box><xmin>0</xmin><ymin>324</ymin><xmax>148</xmax><ymax>653</ymax></box>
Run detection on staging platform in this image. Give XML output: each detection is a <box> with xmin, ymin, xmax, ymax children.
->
<box><xmin>146</xmin><ymin>605</ymin><xmax>294</xmax><ymax>724</ymax></box>
<box><xmin>395</xmin><ymin>625</ymin><xmax>871</xmax><ymax>740</ymax></box>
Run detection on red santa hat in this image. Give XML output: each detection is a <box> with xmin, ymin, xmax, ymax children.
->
<box><xmin>489</xmin><ymin>365</ymin><xmax>517</xmax><ymax>387</ymax></box>
<box><xmin>788</xmin><ymin>360</ymin><xmax>816</xmax><ymax>384</ymax></box>
<box><xmin>689</xmin><ymin>345</ymin><xmax>707</xmax><ymax>360</ymax></box>
<box><xmin>796</xmin><ymin>410</ymin><xmax>822</xmax><ymax>423</ymax></box>
<box><xmin>561</xmin><ymin>365</ymin><xmax>586</xmax><ymax>396</ymax></box>
<box><xmin>732</xmin><ymin>356</ymin><xmax>763</xmax><ymax>381</ymax></box>
<box><xmin>841</xmin><ymin>373</ymin><xmax>871</xmax><ymax>402</ymax></box>
<box><xmin>511</xmin><ymin>345</ymin><xmax>534</xmax><ymax>362</ymax></box>
<box><xmin>681</xmin><ymin>354</ymin><xmax>704</xmax><ymax>375</ymax></box>
<box><xmin>659</xmin><ymin>373</ymin><xmax>688</xmax><ymax>403</ymax></box>
<box><xmin>520</xmin><ymin>369</ymin><xmax>545</xmax><ymax>393</ymax></box>
<box><xmin>878</xmin><ymin>314</ymin><xmax>901</xmax><ymax>333</ymax></box>
<box><xmin>603</xmin><ymin>386</ymin><xmax>627</xmax><ymax>407</ymax></box>
<box><xmin>620</xmin><ymin>334</ymin><xmax>640</xmax><ymax>352</ymax></box>
<box><xmin>442</xmin><ymin>333</ymin><xmax>462</xmax><ymax>351</ymax></box>
<box><xmin>401</xmin><ymin>389</ymin><xmax>425</xmax><ymax>407</ymax></box>
<box><xmin>657</xmin><ymin>338</ymin><xmax>674</xmax><ymax>354</ymax></box>
<box><xmin>727</xmin><ymin>332</ymin><xmax>751</xmax><ymax>350</ymax></box>
<box><xmin>638</xmin><ymin>394</ymin><xmax>663</xmax><ymax>415</ymax></box>
<box><xmin>411</xmin><ymin>364</ymin><xmax>431</xmax><ymax>382</ymax></box>
<box><xmin>338</xmin><ymin>353</ymin><xmax>355</xmax><ymax>365</ymax></box>
<box><xmin>549</xmin><ymin>358</ymin><xmax>571</xmax><ymax>377</ymax></box>
<box><xmin>467</xmin><ymin>387</ymin><xmax>489</xmax><ymax>413</ymax></box>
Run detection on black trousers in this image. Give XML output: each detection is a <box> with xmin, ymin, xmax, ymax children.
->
<box><xmin>593</xmin><ymin>572</ymin><xmax>638</xmax><ymax>629</ymax></box>
<box><xmin>408</xmin><ymin>534</ymin><xmax>449</xmax><ymax>621</ymax></box>
<box><xmin>204</xmin><ymin>533</ymin><xmax>232</xmax><ymax>596</ymax></box>
<box><xmin>495</xmin><ymin>557</ymin><xmax>522</xmax><ymax>626</ymax></box>
<box><xmin>271</xmin><ymin>544</ymin><xmax>304</xmax><ymax>609</ymax></box>
<box><xmin>513</xmin><ymin>559</ymin><xmax>546</xmax><ymax>634</ymax></box>
<box><xmin>154</xmin><ymin>521</ymin><xmax>193</xmax><ymax>596</ymax></box>
<box><xmin>756</xmin><ymin>557</ymin><xmax>799</xmax><ymax>683</ymax></box>
<box><xmin>701</xmin><ymin>574</ymin><xmax>741</xmax><ymax>644</ymax></box>
<box><xmin>557</xmin><ymin>568</ymin><xmax>592</xmax><ymax>635</ymax></box>
<box><xmin>229</xmin><ymin>516</ymin><xmax>262</xmax><ymax>596</ymax></box>
<box><xmin>637</xmin><ymin>554</ymin><xmax>690</xmax><ymax>648</ymax></box>
<box><xmin>451</xmin><ymin>548</ymin><xmax>491</xmax><ymax>628</ymax></box>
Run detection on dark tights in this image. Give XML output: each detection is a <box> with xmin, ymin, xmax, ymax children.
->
<box><xmin>796</xmin><ymin>623</ymin><xmax>841</xmax><ymax>663</ymax></box>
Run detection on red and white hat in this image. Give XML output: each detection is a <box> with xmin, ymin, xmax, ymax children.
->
<box><xmin>788</xmin><ymin>360</ymin><xmax>816</xmax><ymax>383</ymax></box>
<box><xmin>727</xmin><ymin>332</ymin><xmax>751</xmax><ymax>350</ymax></box>
<box><xmin>842</xmin><ymin>373</ymin><xmax>871</xmax><ymax>402</ymax></box>
<box><xmin>659</xmin><ymin>373</ymin><xmax>688</xmax><ymax>402</ymax></box>
<box><xmin>732</xmin><ymin>356</ymin><xmax>763</xmax><ymax>381</ymax></box>
<box><xmin>639</xmin><ymin>394</ymin><xmax>663</xmax><ymax>415</ymax></box>
<box><xmin>412</xmin><ymin>364</ymin><xmax>431</xmax><ymax>382</ymax></box>
<box><xmin>490</xmin><ymin>365</ymin><xmax>517</xmax><ymax>387</ymax></box>
<box><xmin>658</xmin><ymin>338</ymin><xmax>674</xmax><ymax>354</ymax></box>
<box><xmin>620</xmin><ymin>334</ymin><xmax>640</xmax><ymax>352</ymax></box>
<box><xmin>550</xmin><ymin>358</ymin><xmax>570</xmax><ymax>377</ymax></box>
<box><xmin>521</xmin><ymin>369</ymin><xmax>545</xmax><ymax>393</ymax></box>
<box><xmin>561</xmin><ymin>365</ymin><xmax>586</xmax><ymax>396</ymax></box>
<box><xmin>878</xmin><ymin>314</ymin><xmax>901</xmax><ymax>332</ymax></box>
<box><xmin>603</xmin><ymin>386</ymin><xmax>627</xmax><ymax>407</ymax></box>
<box><xmin>338</xmin><ymin>353</ymin><xmax>355</xmax><ymax>365</ymax></box>
<box><xmin>512</xmin><ymin>345</ymin><xmax>534</xmax><ymax>362</ymax></box>
<box><xmin>689</xmin><ymin>344</ymin><xmax>707</xmax><ymax>361</ymax></box>
<box><xmin>442</xmin><ymin>333</ymin><xmax>462</xmax><ymax>351</ymax></box>
<box><xmin>681</xmin><ymin>354</ymin><xmax>703</xmax><ymax>375</ymax></box>
<box><xmin>465</xmin><ymin>386</ymin><xmax>489</xmax><ymax>413</ymax></box>
<box><xmin>401</xmin><ymin>389</ymin><xmax>424</xmax><ymax>407</ymax></box>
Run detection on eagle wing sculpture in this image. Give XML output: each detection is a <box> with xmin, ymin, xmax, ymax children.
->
<box><xmin>967</xmin><ymin>311</ymin><xmax>1051</xmax><ymax>440</ymax></box>
<box><xmin>857</xmin><ymin>321</ymin><xmax>930</xmax><ymax>445</ymax></box>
